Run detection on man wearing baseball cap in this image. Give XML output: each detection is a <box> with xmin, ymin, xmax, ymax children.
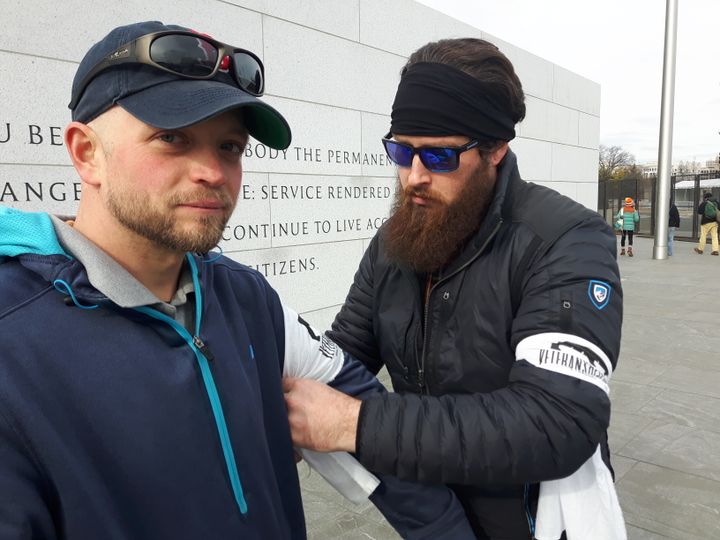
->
<box><xmin>0</xmin><ymin>21</ymin><xmax>474</xmax><ymax>539</ymax></box>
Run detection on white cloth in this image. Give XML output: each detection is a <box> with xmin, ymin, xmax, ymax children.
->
<box><xmin>282</xmin><ymin>304</ymin><xmax>380</xmax><ymax>504</ymax></box>
<box><xmin>298</xmin><ymin>448</ymin><xmax>380</xmax><ymax>504</ymax></box>
<box><xmin>535</xmin><ymin>446</ymin><xmax>627</xmax><ymax>540</ymax></box>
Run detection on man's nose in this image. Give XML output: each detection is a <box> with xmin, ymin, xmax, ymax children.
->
<box><xmin>190</xmin><ymin>148</ymin><xmax>227</xmax><ymax>186</ymax></box>
<box><xmin>405</xmin><ymin>154</ymin><xmax>432</xmax><ymax>188</ymax></box>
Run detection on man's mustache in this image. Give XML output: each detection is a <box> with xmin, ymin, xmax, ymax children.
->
<box><xmin>402</xmin><ymin>186</ymin><xmax>445</xmax><ymax>205</ymax></box>
<box><xmin>168</xmin><ymin>190</ymin><xmax>235</xmax><ymax>208</ymax></box>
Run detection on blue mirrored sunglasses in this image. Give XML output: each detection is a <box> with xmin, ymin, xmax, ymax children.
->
<box><xmin>381</xmin><ymin>132</ymin><xmax>479</xmax><ymax>173</ymax></box>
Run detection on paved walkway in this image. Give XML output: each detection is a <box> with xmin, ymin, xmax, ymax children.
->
<box><xmin>299</xmin><ymin>236</ymin><xmax>720</xmax><ymax>539</ymax></box>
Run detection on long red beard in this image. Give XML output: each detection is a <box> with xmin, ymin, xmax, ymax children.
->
<box><xmin>383</xmin><ymin>165</ymin><xmax>496</xmax><ymax>273</ymax></box>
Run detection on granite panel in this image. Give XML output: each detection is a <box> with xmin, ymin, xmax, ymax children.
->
<box><xmin>579</xmin><ymin>112</ymin><xmax>601</xmax><ymax>149</ymax></box>
<box><xmin>227</xmin><ymin>240</ymin><xmax>364</xmax><ymax>311</ymax></box>
<box><xmin>0</xmin><ymin>52</ymin><xmax>76</xmax><ymax>165</ymax></box>
<box><xmin>214</xmin><ymin>0</ymin><xmax>267</xmax><ymax>12</ymax></box>
<box><xmin>553</xmin><ymin>65</ymin><xmax>601</xmax><ymax>116</ymax></box>
<box><xmin>637</xmin><ymin>389</ymin><xmax>720</xmax><ymax>433</ymax></box>
<box><xmin>361</xmin><ymin>111</ymin><xmax>395</xmax><ymax>178</ymax></box>
<box><xmin>359</xmin><ymin>0</ymin><xmax>481</xmax><ymax>57</ymax></box>
<box><xmin>521</xmin><ymin>97</ymin><xmax>579</xmax><ymax>146</ymax></box>
<box><xmin>620</xmin><ymin>421</ymin><xmax>720</xmax><ymax>483</ymax></box>
<box><xmin>610</xmin><ymin>380</ymin><xmax>666</xmax><ymax>414</ymax></box>
<box><xmin>482</xmin><ymin>33</ymin><xmax>554</xmax><ymax>102</ymax></box>
<box><xmin>299</xmin><ymin>305</ymin><xmax>343</xmax><ymax>333</ymax></box>
<box><xmin>262</xmin><ymin>0</ymin><xmax>360</xmax><ymax>40</ymax></box>
<box><xmin>244</xmin><ymin>97</ymin><xmax>366</xmax><ymax>176</ymax></box>
<box><xmin>551</xmin><ymin>144</ymin><xmax>599</xmax><ymax>183</ymax></box>
<box><xmin>618</xmin><ymin>462</ymin><xmax>720</xmax><ymax>540</ymax></box>
<box><xmin>509</xmin><ymin>138</ymin><xmax>552</xmax><ymax>182</ymax></box>
<box><xmin>0</xmin><ymin>164</ymin><xmax>80</xmax><ymax>215</ymax></box>
<box><xmin>575</xmin><ymin>181</ymin><xmax>600</xmax><ymax>210</ymax></box>
<box><xmin>537</xmin><ymin>181</ymin><xmax>578</xmax><ymax>201</ymax></box>
<box><xmin>650</xmin><ymin>364</ymin><xmax>720</xmax><ymax>400</ymax></box>
<box><xmin>613</xmin><ymin>354</ymin><xmax>673</xmax><ymax>386</ymax></box>
<box><xmin>626</xmin><ymin>524</ymin><xmax>674</xmax><ymax>539</ymax></box>
<box><xmin>220</xmin><ymin>173</ymin><xmax>271</xmax><ymax>251</ymax></box>
<box><xmin>260</xmin><ymin>174</ymin><xmax>393</xmax><ymax>246</ymax></box>
<box><xmin>264</xmin><ymin>17</ymin><xmax>404</xmax><ymax>113</ymax></box>
<box><xmin>611</xmin><ymin>454</ymin><xmax>638</xmax><ymax>482</ymax></box>
<box><xmin>0</xmin><ymin>0</ymin><xmax>263</xmax><ymax>62</ymax></box>
<box><xmin>608</xmin><ymin>411</ymin><xmax>656</xmax><ymax>453</ymax></box>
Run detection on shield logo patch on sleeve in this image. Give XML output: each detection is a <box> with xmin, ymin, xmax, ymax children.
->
<box><xmin>588</xmin><ymin>280</ymin><xmax>611</xmax><ymax>310</ymax></box>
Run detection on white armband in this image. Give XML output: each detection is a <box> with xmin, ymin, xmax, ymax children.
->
<box><xmin>515</xmin><ymin>332</ymin><xmax>613</xmax><ymax>395</ymax></box>
<box><xmin>281</xmin><ymin>304</ymin><xmax>380</xmax><ymax>503</ymax></box>
<box><xmin>282</xmin><ymin>304</ymin><xmax>343</xmax><ymax>382</ymax></box>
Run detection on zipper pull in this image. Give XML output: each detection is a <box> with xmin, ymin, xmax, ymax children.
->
<box><xmin>417</xmin><ymin>368</ymin><xmax>425</xmax><ymax>391</ymax></box>
<box><xmin>193</xmin><ymin>335</ymin><xmax>215</xmax><ymax>362</ymax></box>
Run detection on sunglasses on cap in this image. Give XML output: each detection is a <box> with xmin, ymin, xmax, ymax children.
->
<box><xmin>69</xmin><ymin>30</ymin><xmax>265</xmax><ymax>109</ymax></box>
<box><xmin>381</xmin><ymin>132</ymin><xmax>479</xmax><ymax>173</ymax></box>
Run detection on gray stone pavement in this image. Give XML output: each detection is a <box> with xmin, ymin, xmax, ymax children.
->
<box><xmin>299</xmin><ymin>235</ymin><xmax>720</xmax><ymax>539</ymax></box>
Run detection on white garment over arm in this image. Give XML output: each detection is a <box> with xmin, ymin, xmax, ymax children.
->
<box><xmin>281</xmin><ymin>304</ymin><xmax>380</xmax><ymax>503</ymax></box>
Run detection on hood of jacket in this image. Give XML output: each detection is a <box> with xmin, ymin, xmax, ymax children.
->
<box><xmin>0</xmin><ymin>206</ymin><xmax>70</xmax><ymax>260</ymax></box>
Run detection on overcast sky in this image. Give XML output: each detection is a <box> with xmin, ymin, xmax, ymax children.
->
<box><xmin>416</xmin><ymin>0</ymin><xmax>720</xmax><ymax>165</ymax></box>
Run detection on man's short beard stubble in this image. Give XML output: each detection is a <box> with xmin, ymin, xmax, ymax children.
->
<box><xmin>106</xmin><ymin>185</ymin><xmax>235</xmax><ymax>254</ymax></box>
<box><xmin>383</xmin><ymin>161</ymin><xmax>496</xmax><ymax>273</ymax></box>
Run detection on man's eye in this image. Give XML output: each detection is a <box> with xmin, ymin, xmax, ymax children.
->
<box><xmin>158</xmin><ymin>133</ymin><xmax>178</xmax><ymax>143</ymax></box>
<box><xmin>222</xmin><ymin>142</ymin><xmax>245</xmax><ymax>154</ymax></box>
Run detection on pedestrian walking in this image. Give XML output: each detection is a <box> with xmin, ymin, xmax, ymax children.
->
<box><xmin>694</xmin><ymin>192</ymin><xmax>719</xmax><ymax>255</ymax></box>
<box><xmin>668</xmin><ymin>201</ymin><xmax>680</xmax><ymax>256</ymax></box>
<box><xmin>616</xmin><ymin>197</ymin><xmax>640</xmax><ymax>257</ymax></box>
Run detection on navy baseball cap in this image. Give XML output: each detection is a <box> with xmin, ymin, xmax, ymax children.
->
<box><xmin>69</xmin><ymin>21</ymin><xmax>291</xmax><ymax>150</ymax></box>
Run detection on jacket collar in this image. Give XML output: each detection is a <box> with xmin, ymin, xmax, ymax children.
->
<box><xmin>51</xmin><ymin>216</ymin><xmax>161</xmax><ymax>307</ymax></box>
<box><xmin>2</xmin><ymin>207</ymin><xmax>196</xmax><ymax>312</ymax></box>
<box><xmin>51</xmin><ymin>217</ymin><xmax>196</xmax><ymax>312</ymax></box>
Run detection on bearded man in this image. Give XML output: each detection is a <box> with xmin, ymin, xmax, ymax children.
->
<box><xmin>284</xmin><ymin>38</ymin><xmax>627</xmax><ymax>540</ymax></box>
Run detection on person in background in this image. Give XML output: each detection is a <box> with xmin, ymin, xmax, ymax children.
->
<box><xmin>668</xmin><ymin>200</ymin><xmax>680</xmax><ymax>256</ymax></box>
<box><xmin>694</xmin><ymin>191</ymin><xmax>719</xmax><ymax>256</ymax></box>
<box><xmin>616</xmin><ymin>197</ymin><xmax>639</xmax><ymax>257</ymax></box>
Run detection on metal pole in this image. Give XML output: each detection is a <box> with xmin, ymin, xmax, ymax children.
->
<box><xmin>653</xmin><ymin>0</ymin><xmax>679</xmax><ymax>259</ymax></box>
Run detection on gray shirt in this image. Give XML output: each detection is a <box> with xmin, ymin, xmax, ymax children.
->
<box><xmin>50</xmin><ymin>216</ymin><xmax>195</xmax><ymax>330</ymax></box>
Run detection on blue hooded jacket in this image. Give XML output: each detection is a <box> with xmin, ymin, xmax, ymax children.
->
<box><xmin>0</xmin><ymin>207</ymin><xmax>306</xmax><ymax>538</ymax></box>
<box><xmin>0</xmin><ymin>207</ymin><xmax>474</xmax><ymax>539</ymax></box>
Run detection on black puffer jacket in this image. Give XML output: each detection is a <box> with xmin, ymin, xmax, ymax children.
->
<box><xmin>328</xmin><ymin>150</ymin><xmax>622</xmax><ymax>538</ymax></box>
<box><xmin>669</xmin><ymin>204</ymin><xmax>680</xmax><ymax>227</ymax></box>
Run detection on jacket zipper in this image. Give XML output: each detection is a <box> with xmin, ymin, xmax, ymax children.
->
<box><xmin>134</xmin><ymin>254</ymin><xmax>248</xmax><ymax>516</ymax></box>
<box><xmin>417</xmin><ymin>276</ymin><xmax>433</xmax><ymax>391</ymax></box>
<box><xmin>193</xmin><ymin>335</ymin><xmax>215</xmax><ymax>361</ymax></box>
<box><xmin>418</xmin><ymin>220</ymin><xmax>503</xmax><ymax>393</ymax></box>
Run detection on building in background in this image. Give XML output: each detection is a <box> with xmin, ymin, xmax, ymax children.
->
<box><xmin>641</xmin><ymin>154</ymin><xmax>720</xmax><ymax>177</ymax></box>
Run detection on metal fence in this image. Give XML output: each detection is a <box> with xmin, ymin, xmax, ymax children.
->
<box><xmin>598</xmin><ymin>173</ymin><xmax>720</xmax><ymax>240</ymax></box>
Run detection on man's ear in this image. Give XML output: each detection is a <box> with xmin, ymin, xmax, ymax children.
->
<box><xmin>64</xmin><ymin>121</ymin><xmax>104</xmax><ymax>187</ymax></box>
<box><xmin>489</xmin><ymin>142</ymin><xmax>509</xmax><ymax>167</ymax></box>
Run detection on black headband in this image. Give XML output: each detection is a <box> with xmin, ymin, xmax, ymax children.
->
<box><xmin>390</xmin><ymin>62</ymin><xmax>516</xmax><ymax>142</ymax></box>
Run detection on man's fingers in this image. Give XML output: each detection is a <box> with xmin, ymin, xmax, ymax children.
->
<box><xmin>282</xmin><ymin>377</ymin><xmax>298</xmax><ymax>392</ymax></box>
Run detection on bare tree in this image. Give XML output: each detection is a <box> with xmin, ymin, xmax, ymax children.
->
<box><xmin>599</xmin><ymin>145</ymin><xmax>635</xmax><ymax>181</ymax></box>
<box><xmin>620</xmin><ymin>163</ymin><xmax>644</xmax><ymax>181</ymax></box>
